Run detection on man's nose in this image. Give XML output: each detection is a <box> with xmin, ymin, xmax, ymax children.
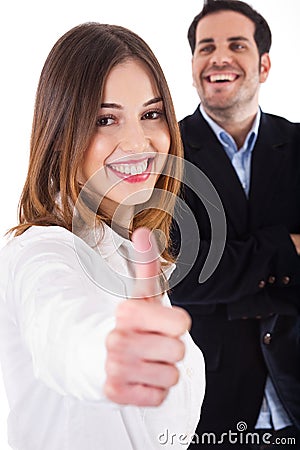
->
<box><xmin>210</xmin><ymin>47</ymin><xmax>233</xmax><ymax>66</ymax></box>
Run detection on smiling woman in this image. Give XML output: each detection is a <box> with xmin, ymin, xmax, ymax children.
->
<box><xmin>80</xmin><ymin>59</ymin><xmax>170</xmax><ymax>218</ymax></box>
<box><xmin>0</xmin><ymin>22</ymin><xmax>205</xmax><ymax>450</ymax></box>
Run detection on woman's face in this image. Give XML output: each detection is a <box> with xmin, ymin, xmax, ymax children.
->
<box><xmin>80</xmin><ymin>59</ymin><xmax>170</xmax><ymax>217</ymax></box>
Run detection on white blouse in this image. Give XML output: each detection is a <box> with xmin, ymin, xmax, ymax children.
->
<box><xmin>0</xmin><ymin>225</ymin><xmax>205</xmax><ymax>450</ymax></box>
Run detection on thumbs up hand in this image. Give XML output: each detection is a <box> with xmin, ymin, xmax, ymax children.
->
<box><xmin>104</xmin><ymin>227</ymin><xmax>191</xmax><ymax>406</ymax></box>
<box><xmin>131</xmin><ymin>226</ymin><xmax>162</xmax><ymax>302</ymax></box>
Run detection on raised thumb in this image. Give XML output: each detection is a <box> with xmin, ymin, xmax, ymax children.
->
<box><xmin>131</xmin><ymin>227</ymin><xmax>162</xmax><ymax>300</ymax></box>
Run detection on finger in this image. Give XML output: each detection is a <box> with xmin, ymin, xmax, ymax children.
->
<box><xmin>104</xmin><ymin>380</ymin><xmax>168</xmax><ymax>406</ymax></box>
<box><xmin>116</xmin><ymin>300</ymin><xmax>191</xmax><ymax>337</ymax></box>
<box><xmin>106</xmin><ymin>328</ymin><xmax>186</xmax><ymax>364</ymax></box>
<box><xmin>105</xmin><ymin>358</ymin><xmax>179</xmax><ymax>389</ymax></box>
<box><xmin>132</xmin><ymin>227</ymin><xmax>160</xmax><ymax>278</ymax></box>
<box><xmin>131</xmin><ymin>227</ymin><xmax>162</xmax><ymax>299</ymax></box>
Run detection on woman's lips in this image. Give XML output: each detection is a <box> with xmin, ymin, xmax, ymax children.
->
<box><xmin>107</xmin><ymin>158</ymin><xmax>154</xmax><ymax>183</ymax></box>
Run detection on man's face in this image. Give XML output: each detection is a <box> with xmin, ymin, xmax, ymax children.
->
<box><xmin>191</xmin><ymin>10</ymin><xmax>270</xmax><ymax>117</ymax></box>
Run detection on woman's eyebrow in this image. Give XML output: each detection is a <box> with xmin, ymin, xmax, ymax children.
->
<box><xmin>100</xmin><ymin>97</ymin><xmax>163</xmax><ymax>110</ymax></box>
<box><xmin>143</xmin><ymin>97</ymin><xmax>163</xmax><ymax>107</ymax></box>
<box><xmin>100</xmin><ymin>102</ymin><xmax>122</xmax><ymax>109</ymax></box>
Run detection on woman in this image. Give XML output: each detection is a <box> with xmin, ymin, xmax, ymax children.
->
<box><xmin>0</xmin><ymin>23</ymin><xmax>205</xmax><ymax>449</ymax></box>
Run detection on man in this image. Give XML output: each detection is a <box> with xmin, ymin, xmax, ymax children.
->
<box><xmin>170</xmin><ymin>1</ymin><xmax>300</xmax><ymax>449</ymax></box>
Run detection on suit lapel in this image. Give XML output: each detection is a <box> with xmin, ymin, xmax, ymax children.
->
<box><xmin>182</xmin><ymin>109</ymin><xmax>249</xmax><ymax>235</ymax></box>
<box><xmin>248</xmin><ymin>113</ymin><xmax>287</xmax><ymax>228</ymax></box>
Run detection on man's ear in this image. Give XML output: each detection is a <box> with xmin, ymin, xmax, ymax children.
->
<box><xmin>259</xmin><ymin>53</ymin><xmax>271</xmax><ymax>83</ymax></box>
<box><xmin>191</xmin><ymin>56</ymin><xmax>196</xmax><ymax>87</ymax></box>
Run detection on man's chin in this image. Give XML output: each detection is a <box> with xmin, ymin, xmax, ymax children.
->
<box><xmin>202</xmin><ymin>99</ymin><xmax>236</xmax><ymax>115</ymax></box>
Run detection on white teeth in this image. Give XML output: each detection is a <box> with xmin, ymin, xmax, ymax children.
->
<box><xmin>209</xmin><ymin>73</ymin><xmax>236</xmax><ymax>82</ymax></box>
<box><xmin>110</xmin><ymin>159</ymin><xmax>148</xmax><ymax>175</ymax></box>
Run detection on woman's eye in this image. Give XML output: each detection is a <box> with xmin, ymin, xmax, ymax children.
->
<box><xmin>142</xmin><ymin>110</ymin><xmax>164</xmax><ymax>120</ymax></box>
<box><xmin>96</xmin><ymin>116</ymin><xmax>115</xmax><ymax>127</ymax></box>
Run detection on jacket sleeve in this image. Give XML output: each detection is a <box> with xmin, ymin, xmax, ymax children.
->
<box><xmin>169</xmin><ymin>212</ymin><xmax>300</xmax><ymax>319</ymax></box>
<box><xmin>11</xmin><ymin>236</ymin><xmax>117</xmax><ymax>402</ymax></box>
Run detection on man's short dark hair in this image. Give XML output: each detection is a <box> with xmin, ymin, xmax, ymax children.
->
<box><xmin>188</xmin><ymin>0</ymin><xmax>272</xmax><ymax>56</ymax></box>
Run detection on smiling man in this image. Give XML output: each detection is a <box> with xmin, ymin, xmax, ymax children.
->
<box><xmin>169</xmin><ymin>1</ymin><xmax>300</xmax><ymax>449</ymax></box>
<box><xmin>191</xmin><ymin>7</ymin><xmax>270</xmax><ymax>148</ymax></box>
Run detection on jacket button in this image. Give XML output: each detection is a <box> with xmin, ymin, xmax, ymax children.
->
<box><xmin>263</xmin><ymin>333</ymin><xmax>272</xmax><ymax>345</ymax></box>
<box><xmin>268</xmin><ymin>276</ymin><xmax>276</xmax><ymax>284</ymax></box>
<box><xmin>282</xmin><ymin>276</ymin><xmax>290</xmax><ymax>285</ymax></box>
<box><xmin>258</xmin><ymin>280</ymin><xmax>266</xmax><ymax>289</ymax></box>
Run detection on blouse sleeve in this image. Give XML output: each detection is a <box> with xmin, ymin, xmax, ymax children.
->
<box><xmin>9</xmin><ymin>229</ymin><xmax>121</xmax><ymax>402</ymax></box>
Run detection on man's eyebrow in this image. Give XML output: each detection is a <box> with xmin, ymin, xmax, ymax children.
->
<box><xmin>197</xmin><ymin>38</ymin><xmax>214</xmax><ymax>46</ymax></box>
<box><xmin>100</xmin><ymin>97</ymin><xmax>163</xmax><ymax>109</ymax></box>
<box><xmin>228</xmin><ymin>36</ymin><xmax>250</xmax><ymax>42</ymax></box>
<box><xmin>196</xmin><ymin>36</ymin><xmax>250</xmax><ymax>46</ymax></box>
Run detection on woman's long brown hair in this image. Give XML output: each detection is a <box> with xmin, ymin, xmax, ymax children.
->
<box><xmin>11</xmin><ymin>23</ymin><xmax>183</xmax><ymax>261</ymax></box>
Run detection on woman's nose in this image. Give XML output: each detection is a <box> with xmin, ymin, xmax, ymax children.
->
<box><xmin>119</xmin><ymin>123</ymin><xmax>149</xmax><ymax>154</ymax></box>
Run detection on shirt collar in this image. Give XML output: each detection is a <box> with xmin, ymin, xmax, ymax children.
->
<box><xmin>78</xmin><ymin>221</ymin><xmax>129</xmax><ymax>260</ymax></box>
<box><xmin>76</xmin><ymin>221</ymin><xmax>176</xmax><ymax>280</ymax></box>
<box><xmin>56</xmin><ymin>194</ymin><xmax>175</xmax><ymax>276</ymax></box>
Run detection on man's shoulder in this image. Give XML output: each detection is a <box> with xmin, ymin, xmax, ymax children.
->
<box><xmin>261</xmin><ymin>112</ymin><xmax>300</xmax><ymax>131</ymax></box>
<box><xmin>179</xmin><ymin>107</ymin><xmax>202</xmax><ymax>128</ymax></box>
<box><xmin>260</xmin><ymin>112</ymin><xmax>300</xmax><ymax>147</ymax></box>
<box><xmin>179</xmin><ymin>109</ymin><xmax>300</xmax><ymax>126</ymax></box>
<box><xmin>179</xmin><ymin>107</ymin><xmax>212</xmax><ymax>144</ymax></box>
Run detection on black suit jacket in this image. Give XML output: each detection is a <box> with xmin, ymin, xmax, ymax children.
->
<box><xmin>170</xmin><ymin>108</ymin><xmax>300</xmax><ymax>437</ymax></box>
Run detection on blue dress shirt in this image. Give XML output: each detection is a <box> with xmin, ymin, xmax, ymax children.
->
<box><xmin>200</xmin><ymin>104</ymin><xmax>259</xmax><ymax>197</ymax></box>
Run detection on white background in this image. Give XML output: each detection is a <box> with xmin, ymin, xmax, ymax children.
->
<box><xmin>0</xmin><ymin>1</ymin><xmax>299</xmax><ymax>447</ymax></box>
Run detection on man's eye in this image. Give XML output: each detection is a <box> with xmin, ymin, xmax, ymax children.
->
<box><xmin>96</xmin><ymin>116</ymin><xmax>115</xmax><ymax>127</ymax></box>
<box><xmin>231</xmin><ymin>43</ymin><xmax>245</xmax><ymax>51</ymax></box>
<box><xmin>199</xmin><ymin>45</ymin><xmax>215</xmax><ymax>54</ymax></box>
<box><xmin>142</xmin><ymin>109</ymin><xmax>164</xmax><ymax>120</ymax></box>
